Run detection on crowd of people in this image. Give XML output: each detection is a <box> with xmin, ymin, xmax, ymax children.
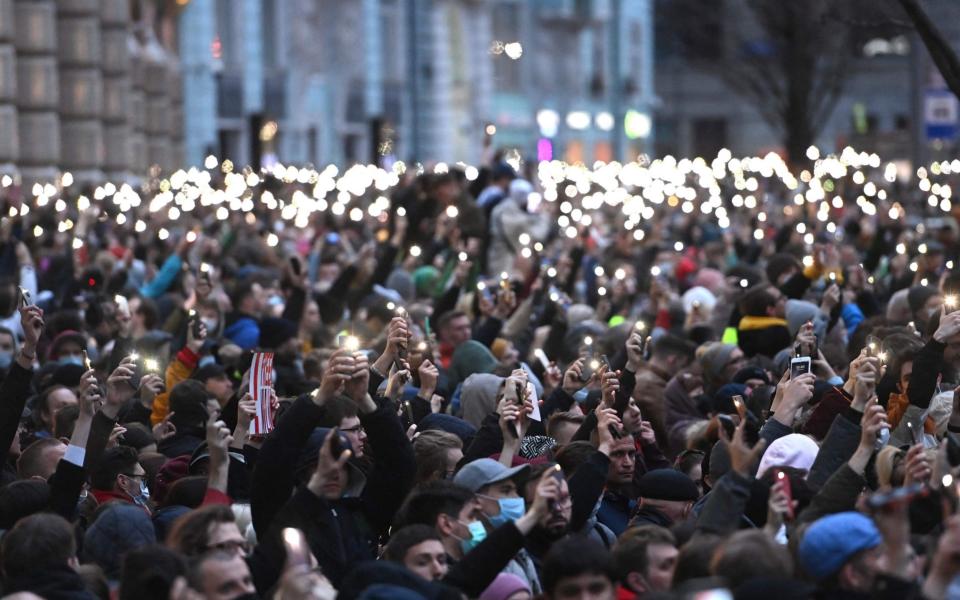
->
<box><xmin>3</xmin><ymin>148</ymin><xmax>960</xmax><ymax>599</ymax></box>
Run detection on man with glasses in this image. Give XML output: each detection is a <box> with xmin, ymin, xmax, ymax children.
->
<box><xmin>89</xmin><ymin>446</ymin><xmax>151</xmax><ymax>513</ymax></box>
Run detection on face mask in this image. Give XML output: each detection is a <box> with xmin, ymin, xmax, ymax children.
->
<box><xmin>201</xmin><ymin>318</ymin><xmax>219</xmax><ymax>334</ymax></box>
<box><xmin>268</xmin><ymin>294</ymin><xmax>284</xmax><ymax>307</ymax></box>
<box><xmin>197</xmin><ymin>355</ymin><xmax>217</xmax><ymax>368</ymax></box>
<box><xmin>61</xmin><ymin>356</ymin><xmax>84</xmax><ymax>367</ymax></box>
<box><xmin>0</xmin><ymin>351</ymin><xmax>13</xmax><ymax>369</ymax></box>
<box><xmin>486</xmin><ymin>497</ymin><xmax>525</xmax><ymax>527</ymax></box>
<box><xmin>133</xmin><ymin>480</ymin><xmax>150</xmax><ymax>505</ymax></box>
<box><xmin>456</xmin><ymin>520</ymin><xmax>487</xmax><ymax>554</ymax></box>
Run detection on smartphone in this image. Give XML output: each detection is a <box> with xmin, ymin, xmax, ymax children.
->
<box><xmin>533</xmin><ymin>348</ymin><xmax>551</xmax><ymax>370</ymax></box>
<box><xmin>718</xmin><ymin>414</ymin><xmax>737</xmax><ymax>439</ymax></box>
<box><xmin>790</xmin><ymin>356</ymin><xmax>811</xmax><ymax>379</ymax></box>
<box><xmin>866</xmin><ymin>482</ymin><xmax>929</xmax><ymax>511</ymax></box>
<box><xmin>337</xmin><ymin>334</ymin><xmax>360</xmax><ymax>351</ymax></box>
<box><xmin>906</xmin><ymin>420</ymin><xmax>922</xmax><ymax>446</ymax></box>
<box><xmin>775</xmin><ymin>470</ymin><xmax>794</xmax><ymax>521</ymax></box>
<box><xmin>282</xmin><ymin>528</ymin><xmax>310</xmax><ymax>569</ymax></box>
<box><xmin>477</xmin><ymin>282</ymin><xmax>494</xmax><ymax>304</ymax></box>
<box><xmin>580</xmin><ymin>355</ymin><xmax>600</xmax><ymax>383</ymax></box>
<box><xmin>549</xmin><ymin>465</ymin><xmax>565</xmax><ymax>513</ymax></box>
<box><xmin>127</xmin><ymin>352</ymin><xmax>143</xmax><ymax>390</ymax></box>
<box><xmin>732</xmin><ymin>395</ymin><xmax>746</xmax><ymax>420</ymax></box>
<box><xmin>641</xmin><ymin>335</ymin><xmax>653</xmax><ymax>361</ymax></box>
<box><xmin>328</xmin><ymin>427</ymin><xmax>346</xmax><ymax>459</ymax></box>
<box><xmin>188</xmin><ymin>309</ymin><xmax>203</xmax><ymax>339</ymax></box>
<box><xmin>17</xmin><ymin>286</ymin><xmax>32</xmax><ymax>309</ymax></box>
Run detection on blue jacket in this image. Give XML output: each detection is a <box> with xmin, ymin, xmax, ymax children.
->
<box><xmin>224</xmin><ymin>315</ymin><xmax>260</xmax><ymax>350</ymax></box>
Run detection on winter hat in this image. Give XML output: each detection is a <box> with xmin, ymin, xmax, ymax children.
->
<box><xmin>699</xmin><ymin>343</ymin><xmax>738</xmax><ymax>388</ymax></box>
<box><xmin>785</xmin><ymin>299</ymin><xmax>819</xmax><ymax>338</ymax></box>
<box><xmin>712</xmin><ymin>383</ymin><xmax>748</xmax><ymax>414</ymax></box>
<box><xmin>479</xmin><ymin>573</ymin><xmax>531</xmax><ymax>600</ymax></box>
<box><xmin>460</xmin><ymin>373</ymin><xmax>505</xmax><ymax>429</ymax></box>
<box><xmin>732</xmin><ymin>366</ymin><xmax>770</xmax><ymax>386</ymax></box>
<box><xmin>682</xmin><ymin>286</ymin><xmax>717</xmax><ymax>315</ymax></box>
<box><xmin>258</xmin><ymin>317</ymin><xmax>298</xmax><ymax>350</ymax></box>
<box><xmin>412</xmin><ymin>266</ymin><xmax>441</xmax><ymax>299</ymax></box>
<box><xmin>755</xmin><ymin>433</ymin><xmax>819</xmax><ymax>479</ymax></box>
<box><xmin>386</xmin><ymin>269</ymin><xmax>416</xmax><ymax>302</ymax></box>
<box><xmin>449</xmin><ymin>341</ymin><xmax>498</xmax><ymax>386</ymax></box>
<box><xmin>83</xmin><ymin>503</ymin><xmax>157</xmax><ymax>578</ymax></box>
<box><xmin>152</xmin><ymin>456</ymin><xmax>191</xmax><ymax>504</ymax></box>
<box><xmin>692</xmin><ymin>268</ymin><xmax>726</xmax><ymax>295</ymax></box>
<box><xmin>508</xmin><ymin>179</ymin><xmax>533</xmax><ymax>206</ymax></box>
<box><xmin>418</xmin><ymin>413</ymin><xmax>478</xmax><ymax>446</ymax></box>
<box><xmin>637</xmin><ymin>469</ymin><xmax>700</xmax><ymax>502</ymax></box>
<box><xmin>799</xmin><ymin>512</ymin><xmax>881</xmax><ymax>580</ymax></box>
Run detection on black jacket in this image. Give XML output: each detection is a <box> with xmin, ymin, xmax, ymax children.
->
<box><xmin>250</xmin><ymin>391</ymin><xmax>415</xmax><ymax>592</ymax></box>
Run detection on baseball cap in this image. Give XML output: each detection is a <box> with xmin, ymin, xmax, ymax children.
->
<box><xmin>798</xmin><ymin>512</ymin><xmax>881</xmax><ymax>580</ymax></box>
<box><xmin>454</xmin><ymin>458</ymin><xmax>529</xmax><ymax>493</ymax></box>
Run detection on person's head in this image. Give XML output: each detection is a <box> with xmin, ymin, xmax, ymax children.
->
<box><xmin>1</xmin><ymin>513</ymin><xmax>78</xmax><ymax>578</ymax></box>
<box><xmin>649</xmin><ymin>334</ymin><xmax>697</xmax><ymax>375</ymax></box>
<box><xmin>739</xmin><ymin>285</ymin><xmax>786</xmax><ymax>319</ymax></box>
<box><xmin>319</xmin><ymin>395</ymin><xmax>366</xmax><ymax>459</ymax></box>
<box><xmin>54</xmin><ymin>403</ymin><xmax>80</xmax><ymax>440</ymax></box>
<box><xmin>229</xmin><ymin>280</ymin><xmax>265</xmax><ymax>318</ymax></box>
<box><xmin>437</xmin><ymin>310</ymin><xmax>472</xmax><ymax>348</ymax></box>
<box><xmin>167</xmin><ymin>505</ymin><xmax>247</xmax><ymax>558</ymax></box>
<box><xmin>90</xmin><ymin>446</ymin><xmax>147</xmax><ymax>502</ymax></box>
<box><xmin>16</xmin><ymin>438</ymin><xmax>66</xmax><ymax>480</ymax></box>
<box><xmin>542</xmin><ymin>536</ymin><xmax>616</xmax><ymax>600</ymax></box>
<box><xmin>118</xmin><ymin>544</ymin><xmax>188</xmax><ymax>600</ymax></box>
<box><xmin>546</xmin><ymin>412</ymin><xmax>584</xmax><ymax>447</ymax></box>
<box><xmin>49</xmin><ymin>330</ymin><xmax>86</xmax><ymax>364</ymax></box>
<box><xmin>699</xmin><ymin>343</ymin><xmax>746</xmax><ymax>392</ymax></box>
<box><xmin>765</xmin><ymin>253</ymin><xmax>801</xmax><ymax>287</ymax></box>
<box><xmin>605</xmin><ymin>437</ymin><xmax>636</xmax><ymax>486</ymax></box>
<box><xmin>168</xmin><ymin>380</ymin><xmax>212</xmax><ymax>431</ymax></box>
<box><xmin>798</xmin><ymin>511</ymin><xmax>882</xmax><ymax>592</ymax></box>
<box><xmin>522</xmin><ymin>465</ymin><xmax>572</xmax><ymax>537</ymax></box>
<box><xmin>194</xmin><ymin>364</ymin><xmax>234</xmax><ymax>407</ymax></box>
<box><xmin>612</xmin><ymin>526</ymin><xmax>678</xmax><ymax>595</ymax></box>
<box><xmin>710</xmin><ymin>529</ymin><xmax>793</xmax><ymax>588</ymax></box>
<box><xmin>0</xmin><ymin>325</ymin><xmax>17</xmax><ymax>368</ymax></box>
<box><xmin>395</xmin><ymin>480</ymin><xmax>484</xmax><ymax>560</ymax></box>
<box><xmin>674</xmin><ymin>449</ymin><xmax>705</xmax><ymax>495</ymax></box>
<box><xmin>383</xmin><ymin>524</ymin><xmax>448</xmax><ymax>582</ymax></box>
<box><xmin>454</xmin><ymin>458</ymin><xmax>528</xmax><ymax>527</ymax></box>
<box><xmin>0</xmin><ymin>479</ymin><xmax>50</xmax><ymax>529</ymax></box>
<box><xmin>413</xmin><ymin>430</ymin><xmax>463</xmax><ymax>484</ymax></box>
<box><xmin>907</xmin><ymin>285</ymin><xmax>942</xmax><ymax>328</ymax></box>
<box><xmin>34</xmin><ymin>385</ymin><xmax>78</xmax><ymax>431</ymax></box>
<box><xmin>187</xmin><ymin>551</ymin><xmax>255</xmax><ymax>600</ymax></box>
<box><xmin>636</xmin><ymin>469</ymin><xmax>700</xmax><ymax>525</ymax></box>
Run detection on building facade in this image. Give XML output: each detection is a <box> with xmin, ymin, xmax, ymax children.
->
<box><xmin>179</xmin><ymin>0</ymin><xmax>656</xmax><ymax>170</ymax></box>
<box><xmin>652</xmin><ymin>0</ymin><xmax>960</xmax><ymax>165</ymax></box>
<box><xmin>0</xmin><ymin>0</ymin><xmax>184</xmax><ymax>186</ymax></box>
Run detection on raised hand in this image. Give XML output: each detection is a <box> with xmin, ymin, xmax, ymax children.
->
<box><xmin>19</xmin><ymin>304</ymin><xmax>43</xmax><ymax>352</ymax></box>
<box><xmin>139</xmin><ymin>373</ymin><xmax>164</xmax><ymax>409</ymax></box>
<box><xmin>153</xmin><ymin>412</ymin><xmax>177</xmax><ymax>443</ymax></box>
<box><xmin>418</xmin><ymin>359</ymin><xmax>439</xmax><ymax>397</ymax></box>
<box><xmin>599</xmin><ymin>367</ymin><xmax>620</xmax><ymax>408</ymax></box>
<box><xmin>103</xmin><ymin>356</ymin><xmax>137</xmax><ymax>420</ymax></box>
<box><xmin>314</xmin><ymin>350</ymin><xmax>355</xmax><ymax>406</ymax></box>
<box><xmin>719</xmin><ymin>419</ymin><xmax>766</xmax><ymax>478</ymax></box>
<box><xmin>562</xmin><ymin>358</ymin><xmax>585</xmax><ymax>395</ymax></box>
<box><xmin>343</xmin><ymin>352</ymin><xmax>370</xmax><ymax>404</ymax></box>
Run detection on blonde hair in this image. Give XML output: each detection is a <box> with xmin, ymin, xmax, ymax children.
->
<box><xmin>413</xmin><ymin>430</ymin><xmax>463</xmax><ymax>483</ymax></box>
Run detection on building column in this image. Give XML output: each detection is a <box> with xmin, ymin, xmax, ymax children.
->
<box><xmin>127</xmin><ymin>34</ymin><xmax>147</xmax><ymax>177</ymax></box>
<box><xmin>14</xmin><ymin>0</ymin><xmax>58</xmax><ymax>186</ymax></box>
<box><xmin>143</xmin><ymin>36</ymin><xmax>170</xmax><ymax>172</ymax></box>
<box><xmin>100</xmin><ymin>0</ymin><xmax>129</xmax><ymax>181</ymax></box>
<box><xmin>0</xmin><ymin>0</ymin><xmax>19</xmax><ymax>175</ymax></box>
<box><xmin>167</xmin><ymin>58</ymin><xmax>183</xmax><ymax>171</ymax></box>
<box><xmin>178</xmin><ymin>0</ymin><xmax>217</xmax><ymax>168</ymax></box>
<box><xmin>57</xmin><ymin>0</ymin><xmax>104</xmax><ymax>183</ymax></box>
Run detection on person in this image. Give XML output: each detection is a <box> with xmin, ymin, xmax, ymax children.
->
<box><xmin>89</xmin><ymin>446</ymin><xmax>151</xmax><ymax>512</ymax></box>
<box><xmin>632</xmin><ymin>334</ymin><xmax>696</xmax><ymax>456</ymax></box>
<box><xmin>0</xmin><ymin>513</ymin><xmax>94</xmax><ymax>599</ymax></box>
<box><xmin>186</xmin><ymin>550</ymin><xmax>257</xmax><ymax>600</ymax></box>
<box><xmin>383</xmin><ymin>524</ymin><xmax>449</xmax><ymax>582</ymax></box>
<box><xmin>629</xmin><ymin>469</ymin><xmax>699</xmax><ymax>529</ymax></box>
<box><xmin>223</xmin><ymin>280</ymin><xmax>264</xmax><ymax>350</ymax></box>
<box><xmin>611</xmin><ymin>526</ymin><xmax>678</xmax><ymax>598</ymax></box>
<box><xmin>540</xmin><ymin>536</ymin><xmax>616</xmax><ymax>600</ymax></box>
<box><xmin>413</xmin><ymin>429</ymin><xmax>464</xmax><ymax>483</ymax></box>
<box><xmin>736</xmin><ymin>285</ymin><xmax>791</xmax><ymax>359</ymax></box>
<box><xmin>193</xmin><ymin>363</ymin><xmax>235</xmax><ymax>409</ymax></box>
<box><xmin>167</xmin><ymin>504</ymin><xmax>248</xmax><ymax>558</ymax></box>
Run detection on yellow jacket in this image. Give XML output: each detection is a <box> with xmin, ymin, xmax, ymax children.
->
<box><xmin>150</xmin><ymin>347</ymin><xmax>200</xmax><ymax>425</ymax></box>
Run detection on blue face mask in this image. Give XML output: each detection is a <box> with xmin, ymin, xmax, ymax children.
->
<box><xmin>61</xmin><ymin>356</ymin><xmax>84</xmax><ymax>367</ymax></box>
<box><xmin>458</xmin><ymin>520</ymin><xmax>487</xmax><ymax>554</ymax></box>
<box><xmin>486</xmin><ymin>497</ymin><xmax>525</xmax><ymax>528</ymax></box>
<box><xmin>197</xmin><ymin>355</ymin><xmax>217</xmax><ymax>368</ymax></box>
<box><xmin>0</xmin><ymin>351</ymin><xmax>12</xmax><ymax>369</ymax></box>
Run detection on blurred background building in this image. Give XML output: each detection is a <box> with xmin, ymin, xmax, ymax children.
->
<box><xmin>0</xmin><ymin>0</ymin><xmax>184</xmax><ymax>186</ymax></box>
<box><xmin>179</xmin><ymin>0</ymin><xmax>656</xmax><ymax>170</ymax></box>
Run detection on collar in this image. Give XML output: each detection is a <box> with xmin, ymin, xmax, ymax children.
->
<box><xmin>737</xmin><ymin>315</ymin><xmax>788</xmax><ymax>331</ymax></box>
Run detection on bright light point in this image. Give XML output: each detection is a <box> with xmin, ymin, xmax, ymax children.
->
<box><xmin>503</xmin><ymin>42</ymin><xmax>523</xmax><ymax>59</ymax></box>
<box><xmin>519</xmin><ymin>233</ymin><xmax>530</xmax><ymax>245</ymax></box>
<box><xmin>410</xmin><ymin>245</ymin><xmax>422</xmax><ymax>258</ymax></box>
<box><xmin>566</xmin><ymin>111</ymin><xmax>591</xmax><ymax>131</ymax></box>
<box><xmin>595</xmin><ymin>111</ymin><xmax>615</xmax><ymax>131</ymax></box>
<box><xmin>266</xmin><ymin>233</ymin><xmax>279</xmax><ymax>247</ymax></box>
<box><xmin>32</xmin><ymin>225</ymin><xmax>42</xmax><ymax>237</ymax></box>
<box><xmin>446</xmin><ymin>205</ymin><xmax>459</xmax><ymax>218</ymax></box>
<box><xmin>650</xmin><ymin>266</ymin><xmax>661</xmax><ymax>277</ymax></box>
<box><xmin>61</xmin><ymin>172</ymin><xmax>73</xmax><ymax>187</ymax></box>
<box><xmin>674</xmin><ymin>241</ymin><xmax>684</xmax><ymax>252</ymax></box>
<box><xmin>204</xmin><ymin>155</ymin><xmax>218</xmax><ymax>169</ymax></box>
<box><xmin>806</xmin><ymin>146</ymin><xmax>820</xmax><ymax>161</ymax></box>
<box><xmin>72</xmin><ymin>238</ymin><xmax>83</xmax><ymax>249</ymax></box>
<box><xmin>158</xmin><ymin>228</ymin><xmax>169</xmax><ymax>241</ymax></box>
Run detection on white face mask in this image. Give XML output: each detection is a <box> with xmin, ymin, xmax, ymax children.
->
<box><xmin>201</xmin><ymin>318</ymin><xmax>219</xmax><ymax>334</ymax></box>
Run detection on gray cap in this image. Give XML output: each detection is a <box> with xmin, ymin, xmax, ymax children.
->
<box><xmin>453</xmin><ymin>458</ymin><xmax>530</xmax><ymax>493</ymax></box>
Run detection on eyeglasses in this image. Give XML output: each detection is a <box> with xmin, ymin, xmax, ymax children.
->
<box><xmin>120</xmin><ymin>472</ymin><xmax>146</xmax><ymax>480</ymax></box>
<box><xmin>341</xmin><ymin>424</ymin><xmax>365</xmax><ymax>434</ymax></box>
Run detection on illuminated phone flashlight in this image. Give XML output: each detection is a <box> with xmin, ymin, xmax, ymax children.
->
<box><xmin>499</xmin><ymin>272</ymin><xmax>510</xmax><ymax>290</ymax></box>
<box><xmin>417</xmin><ymin>341</ymin><xmax>428</xmax><ymax>352</ymax></box>
<box><xmin>128</xmin><ymin>351</ymin><xmax>139</xmax><ymax>362</ymax></box>
<box><xmin>583</xmin><ymin>335</ymin><xmax>593</xmax><ymax>348</ymax></box>
<box><xmin>597</xmin><ymin>287</ymin><xmax>607</xmax><ymax>296</ymax></box>
<box><xmin>739</xmin><ymin>279</ymin><xmax>748</xmax><ymax>288</ymax></box>
<box><xmin>477</xmin><ymin>281</ymin><xmax>487</xmax><ymax>292</ymax></box>
<box><xmin>828</xmin><ymin>272</ymin><xmax>837</xmax><ymax>282</ymax></box>
<box><xmin>947</xmin><ymin>295</ymin><xmax>958</xmax><ymax>310</ymax></box>
<box><xmin>458</xmin><ymin>251</ymin><xmax>468</xmax><ymax>261</ymax></box>
<box><xmin>635</xmin><ymin>321</ymin><xmax>646</xmax><ymax>332</ymax></box>
<box><xmin>395</xmin><ymin>306</ymin><xmax>407</xmax><ymax>317</ymax></box>
<box><xmin>200</xmin><ymin>262</ymin><xmax>211</xmax><ymax>273</ymax></box>
<box><xmin>547</xmin><ymin>267</ymin><xmax>557</xmax><ymax>278</ymax></box>
<box><xmin>144</xmin><ymin>357</ymin><xmax>160</xmax><ymax>372</ymax></box>
<box><xmin>343</xmin><ymin>336</ymin><xmax>360</xmax><ymax>352</ymax></box>
<box><xmin>409</xmin><ymin>245</ymin><xmax>421</xmax><ymax>257</ymax></box>
<box><xmin>185</xmin><ymin>230</ymin><xmax>197</xmax><ymax>243</ymax></box>
<box><xmin>386</xmin><ymin>302</ymin><xmax>395</xmax><ymax>311</ymax></box>
<box><xmin>614</xmin><ymin>268</ymin><xmax>626</xmax><ymax>280</ymax></box>
<box><xmin>650</xmin><ymin>266</ymin><xmax>661</xmax><ymax>277</ymax></box>
<box><xmin>549</xmin><ymin>291</ymin><xmax>560</xmax><ymax>302</ymax></box>
<box><xmin>589</xmin><ymin>357</ymin><xmax>601</xmax><ymax>370</ymax></box>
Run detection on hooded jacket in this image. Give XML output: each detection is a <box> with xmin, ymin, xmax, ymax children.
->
<box><xmin>737</xmin><ymin>315</ymin><xmax>792</xmax><ymax>359</ymax></box>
